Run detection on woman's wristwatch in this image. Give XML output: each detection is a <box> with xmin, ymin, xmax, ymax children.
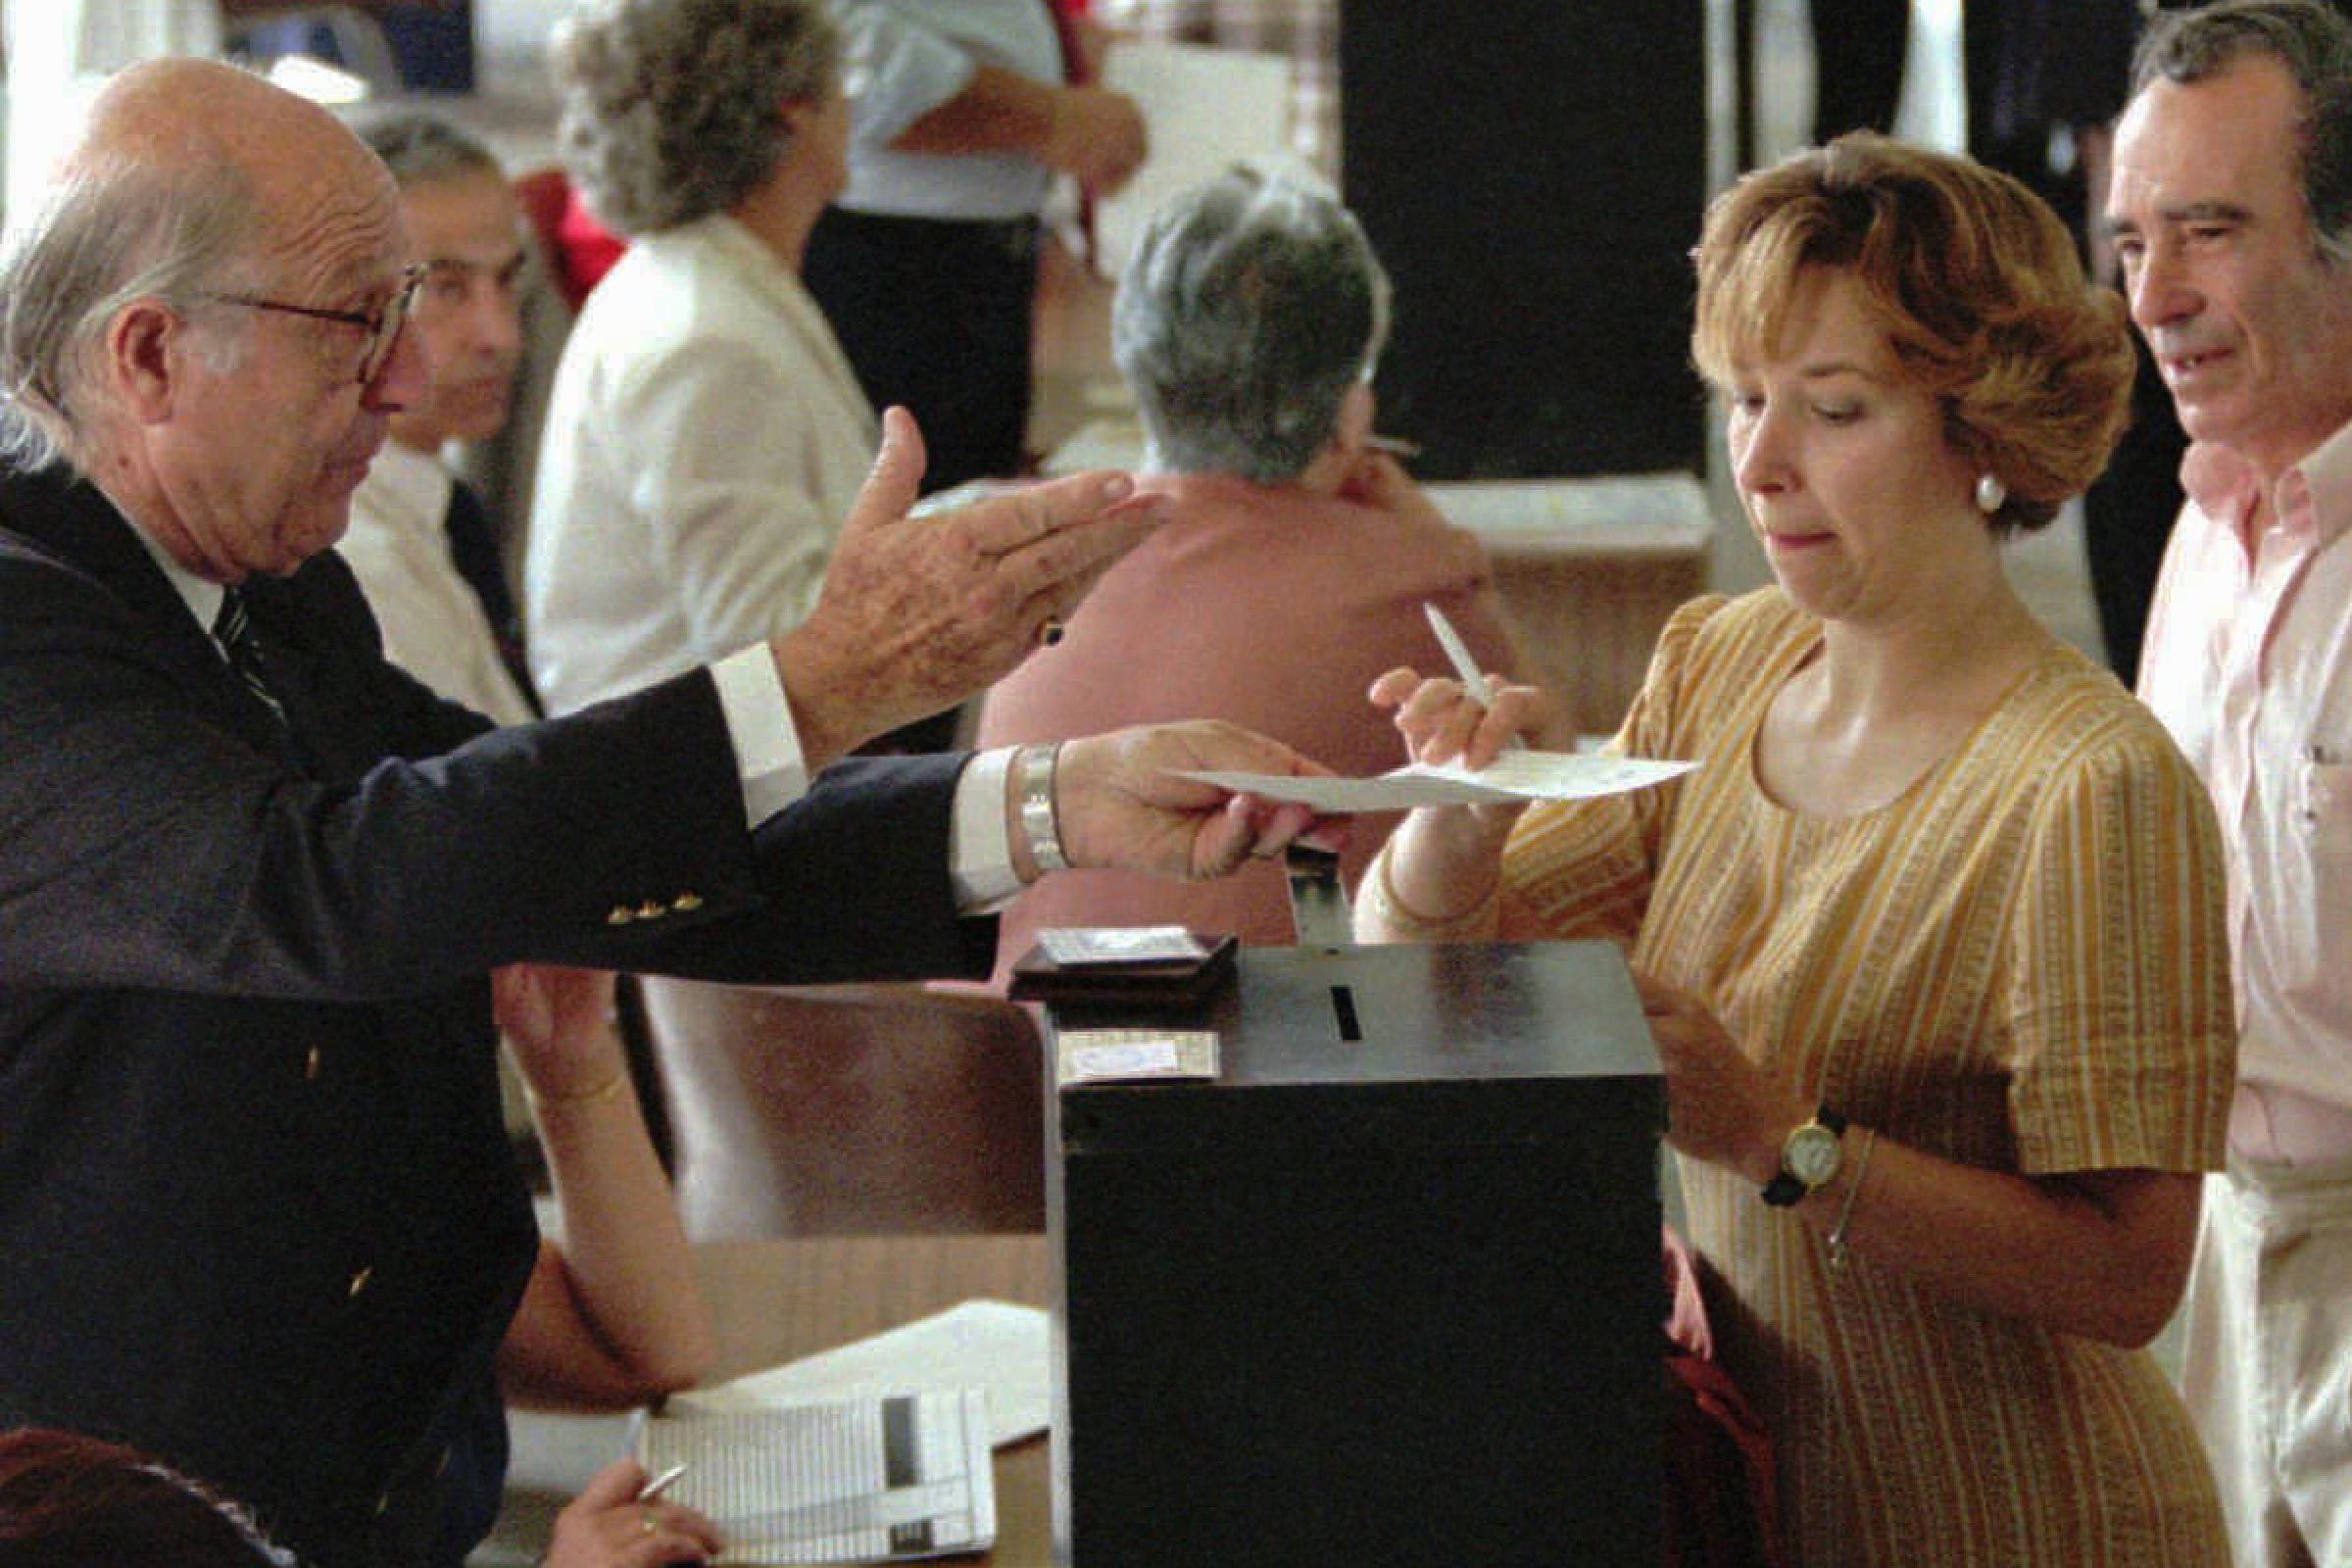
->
<box><xmin>1761</xmin><ymin>1105</ymin><xmax>1847</xmax><ymax>1206</ymax></box>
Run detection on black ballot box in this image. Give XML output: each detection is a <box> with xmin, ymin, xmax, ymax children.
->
<box><xmin>1036</xmin><ymin>940</ymin><xmax>1667</xmax><ymax>1567</ymax></box>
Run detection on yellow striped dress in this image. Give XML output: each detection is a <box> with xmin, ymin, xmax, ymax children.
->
<box><xmin>1503</xmin><ymin>590</ymin><xmax>2234</xmax><ymax>1567</ymax></box>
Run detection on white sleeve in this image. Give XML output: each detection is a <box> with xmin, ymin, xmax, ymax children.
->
<box><xmin>710</xmin><ymin>644</ymin><xmax>809</xmax><ymax>825</ymax></box>
<box><xmin>715</xmin><ymin>641</ymin><xmax>1019</xmax><ymax>914</ymax></box>
<box><xmin>949</xmin><ymin>745</ymin><xmax>1022</xmax><ymax>909</ymax></box>
<box><xmin>834</xmin><ymin>1</ymin><xmax>983</xmax><ymax>147</ymax></box>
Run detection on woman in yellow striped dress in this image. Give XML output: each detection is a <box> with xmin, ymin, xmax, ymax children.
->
<box><xmin>1357</xmin><ymin>134</ymin><xmax>2235</xmax><ymax>1567</ymax></box>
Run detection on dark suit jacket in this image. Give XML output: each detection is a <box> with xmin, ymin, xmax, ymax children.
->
<box><xmin>0</xmin><ymin>466</ymin><xmax>995</xmax><ymax>1566</ymax></box>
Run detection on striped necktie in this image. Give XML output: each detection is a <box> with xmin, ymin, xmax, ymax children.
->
<box><xmin>212</xmin><ymin>586</ymin><xmax>288</xmax><ymax>730</ymax></box>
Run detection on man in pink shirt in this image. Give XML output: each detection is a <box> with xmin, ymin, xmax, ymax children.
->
<box><xmin>2111</xmin><ymin>4</ymin><xmax>2352</xmax><ymax>1563</ymax></box>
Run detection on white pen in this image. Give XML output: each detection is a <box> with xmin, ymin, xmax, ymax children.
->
<box><xmin>637</xmin><ymin>1462</ymin><xmax>690</xmax><ymax>1502</ymax></box>
<box><xmin>1422</xmin><ymin>601</ymin><xmax>1526</xmax><ymax>753</ymax></box>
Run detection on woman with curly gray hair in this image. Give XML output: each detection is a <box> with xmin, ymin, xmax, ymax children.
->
<box><xmin>525</xmin><ymin>0</ymin><xmax>877</xmax><ymax>717</ymax></box>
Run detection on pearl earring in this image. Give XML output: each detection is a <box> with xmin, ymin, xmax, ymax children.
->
<box><xmin>1975</xmin><ymin>473</ymin><xmax>2007</xmax><ymax>515</ymax></box>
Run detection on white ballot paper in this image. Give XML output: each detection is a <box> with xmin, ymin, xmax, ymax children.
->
<box><xmin>639</xmin><ymin>1392</ymin><xmax>995</xmax><ymax>1565</ymax></box>
<box><xmin>1178</xmin><ymin>751</ymin><xmax>1694</xmax><ymax>812</ymax></box>
<box><xmin>671</xmin><ymin>1301</ymin><xmax>1051</xmax><ymax>1448</ymax></box>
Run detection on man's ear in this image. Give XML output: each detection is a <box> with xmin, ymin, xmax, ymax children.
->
<box><xmin>105</xmin><ymin>300</ymin><xmax>183</xmax><ymax>426</ymax></box>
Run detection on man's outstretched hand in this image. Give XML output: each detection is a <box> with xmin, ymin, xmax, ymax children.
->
<box><xmin>1043</xmin><ymin>720</ymin><xmax>1348</xmax><ymax>883</ymax></box>
<box><xmin>773</xmin><ymin>408</ymin><xmax>1167</xmax><ymax>770</ymax></box>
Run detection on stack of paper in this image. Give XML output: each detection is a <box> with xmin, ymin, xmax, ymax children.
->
<box><xmin>639</xmin><ymin>1391</ymin><xmax>994</xmax><ymax>1565</ymax></box>
<box><xmin>671</xmin><ymin>1300</ymin><xmax>1051</xmax><ymax>1447</ymax></box>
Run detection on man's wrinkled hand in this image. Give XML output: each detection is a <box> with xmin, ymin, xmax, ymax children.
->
<box><xmin>773</xmin><ymin>408</ymin><xmax>1165</xmax><ymax>769</ymax></box>
<box><xmin>1053</xmin><ymin>720</ymin><xmax>1346</xmax><ymax>882</ymax></box>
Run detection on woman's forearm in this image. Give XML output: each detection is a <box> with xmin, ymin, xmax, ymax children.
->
<box><xmin>1353</xmin><ymin>808</ymin><xmax>1516</xmax><ymax>942</ymax></box>
<box><xmin>1768</xmin><ymin>1133</ymin><xmax>2201</xmax><ymax>1348</ymax></box>
<box><xmin>501</xmin><ymin>1072</ymin><xmax>716</xmax><ymax>1408</ymax></box>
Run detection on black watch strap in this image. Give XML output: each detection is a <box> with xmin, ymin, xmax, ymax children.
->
<box><xmin>1760</xmin><ymin>1104</ymin><xmax>1847</xmax><ymax>1207</ymax></box>
<box><xmin>1759</xmin><ymin>1172</ymin><xmax>1806</xmax><ymax>1206</ymax></box>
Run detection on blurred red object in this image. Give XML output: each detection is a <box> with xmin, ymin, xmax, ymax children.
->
<box><xmin>514</xmin><ymin>166</ymin><xmax>626</xmax><ymax>313</ymax></box>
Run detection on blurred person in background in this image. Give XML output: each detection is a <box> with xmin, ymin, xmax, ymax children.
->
<box><xmin>980</xmin><ymin>166</ymin><xmax>1528</xmax><ymax>967</ymax></box>
<box><xmin>805</xmin><ymin>0</ymin><xmax>1148</xmax><ymax>501</ymax></box>
<box><xmin>528</xmin><ymin>0</ymin><xmax>876</xmax><ymax>720</ymax></box>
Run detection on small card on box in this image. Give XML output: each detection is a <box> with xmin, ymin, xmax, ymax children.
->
<box><xmin>1057</xmin><ymin>1029</ymin><xmax>1221</xmax><ymax>1087</ymax></box>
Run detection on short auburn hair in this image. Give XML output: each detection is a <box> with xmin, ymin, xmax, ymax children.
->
<box><xmin>1691</xmin><ymin>132</ymin><xmax>2133</xmax><ymax>535</ymax></box>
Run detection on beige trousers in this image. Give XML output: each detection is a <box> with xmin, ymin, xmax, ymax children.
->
<box><xmin>2179</xmin><ymin>1158</ymin><xmax>2352</xmax><ymax>1568</ymax></box>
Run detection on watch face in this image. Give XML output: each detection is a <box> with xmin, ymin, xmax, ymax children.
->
<box><xmin>1786</xmin><ymin>1124</ymin><xmax>1842</xmax><ymax>1187</ymax></box>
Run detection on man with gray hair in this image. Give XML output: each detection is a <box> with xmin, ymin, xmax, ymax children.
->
<box><xmin>2111</xmin><ymin>2</ymin><xmax>2352</xmax><ymax>1561</ymax></box>
<box><xmin>344</xmin><ymin>111</ymin><xmax>540</xmax><ymax>725</ymax></box>
<box><xmin>0</xmin><ymin>57</ymin><xmax>1331</xmax><ymax>1568</ymax></box>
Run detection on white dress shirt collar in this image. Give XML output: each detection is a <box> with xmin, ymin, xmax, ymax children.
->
<box><xmin>2180</xmin><ymin>420</ymin><xmax>2352</xmax><ymax>560</ymax></box>
<box><xmin>120</xmin><ymin>505</ymin><xmax>223</xmax><ymax>634</ymax></box>
<box><xmin>363</xmin><ymin>440</ymin><xmax>458</xmax><ymax>545</ymax></box>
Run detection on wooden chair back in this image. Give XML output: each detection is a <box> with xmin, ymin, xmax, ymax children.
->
<box><xmin>636</xmin><ymin>979</ymin><xmax>1046</xmax><ymax>1240</ymax></box>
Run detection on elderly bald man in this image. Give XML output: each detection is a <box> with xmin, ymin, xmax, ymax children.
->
<box><xmin>0</xmin><ymin>58</ymin><xmax>1330</xmax><ymax>1568</ymax></box>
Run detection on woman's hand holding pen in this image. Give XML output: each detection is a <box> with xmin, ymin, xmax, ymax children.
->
<box><xmin>1360</xmin><ymin>663</ymin><xmax>1556</xmax><ymax>932</ymax></box>
<box><xmin>545</xmin><ymin>1457</ymin><xmax>723</xmax><ymax>1568</ymax></box>
<box><xmin>1370</xmin><ymin>662</ymin><xmax>1552</xmax><ymax>779</ymax></box>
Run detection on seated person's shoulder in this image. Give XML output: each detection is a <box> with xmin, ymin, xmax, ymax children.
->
<box><xmin>1600</xmin><ymin>591</ymin><xmax>1816</xmax><ymax>743</ymax></box>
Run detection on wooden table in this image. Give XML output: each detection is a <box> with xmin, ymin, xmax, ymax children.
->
<box><xmin>488</xmin><ymin>1235</ymin><xmax>1055</xmax><ymax>1567</ymax></box>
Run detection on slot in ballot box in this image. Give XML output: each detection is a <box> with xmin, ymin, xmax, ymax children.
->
<box><xmin>1032</xmin><ymin>940</ymin><xmax>1666</xmax><ymax>1567</ymax></box>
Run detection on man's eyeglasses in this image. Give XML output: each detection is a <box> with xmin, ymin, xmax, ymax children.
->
<box><xmin>199</xmin><ymin>265</ymin><xmax>427</xmax><ymax>385</ymax></box>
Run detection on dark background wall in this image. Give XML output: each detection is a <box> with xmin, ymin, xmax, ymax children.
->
<box><xmin>1342</xmin><ymin>1</ymin><xmax>1709</xmax><ymax>479</ymax></box>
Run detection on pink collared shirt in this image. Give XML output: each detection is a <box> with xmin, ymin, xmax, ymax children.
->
<box><xmin>2139</xmin><ymin>425</ymin><xmax>2352</xmax><ymax>1163</ymax></box>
